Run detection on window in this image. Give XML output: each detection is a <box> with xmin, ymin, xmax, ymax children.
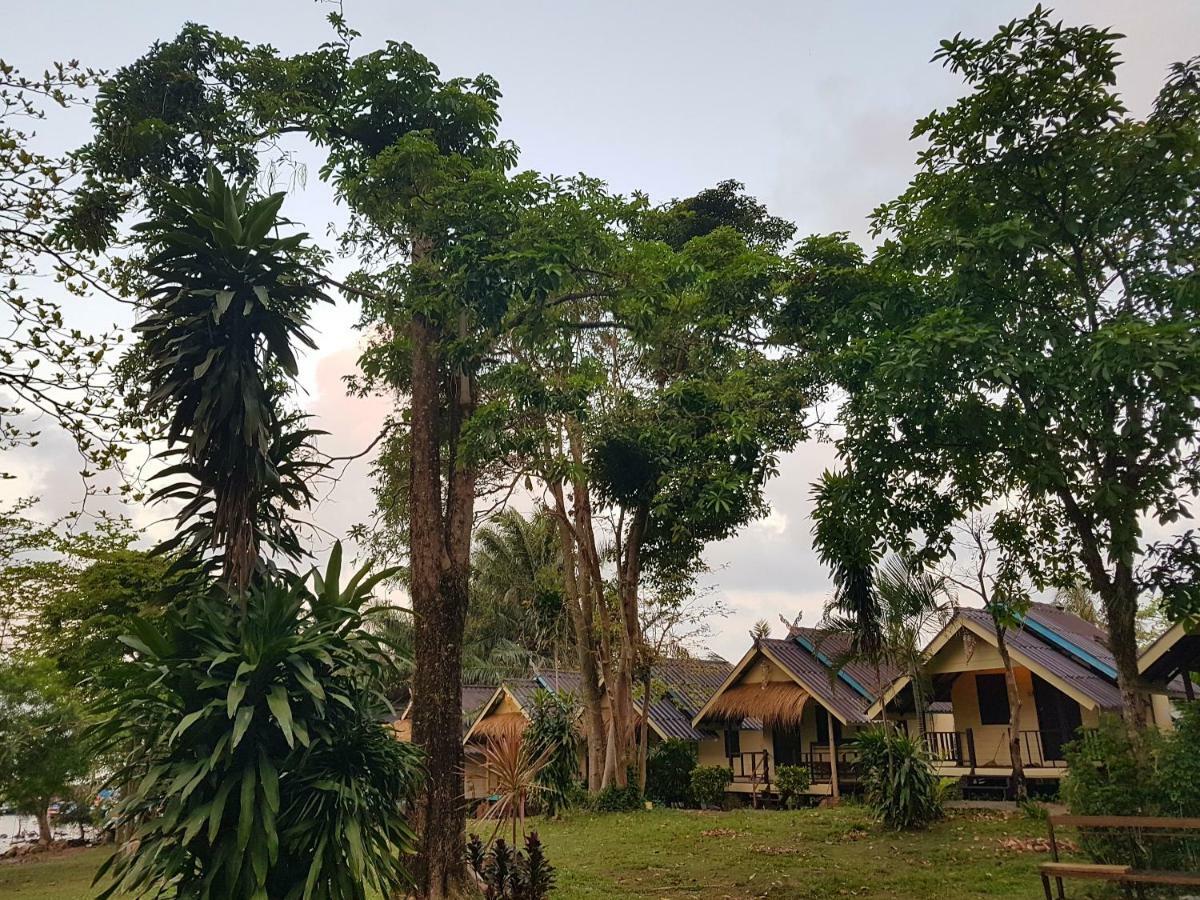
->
<box><xmin>723</xmin><ymin>729</ymin><xmax>741</xmax><ymax>757</ymax></box>
<box><xmin>976</xmin><ymin>673</ymin><xmax>1011</xmax><ymax>725</ymax></box>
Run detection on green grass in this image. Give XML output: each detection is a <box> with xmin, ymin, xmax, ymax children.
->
<box><xmin>1</xmin><ymin>806</ymin><xmax>1059</xmax><ymax>898</ymax></box>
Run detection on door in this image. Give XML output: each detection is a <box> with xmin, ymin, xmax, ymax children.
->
<box><xmin>772</xmin><ymin>725</ymin><xmax>802</xmax><ymax>767</ymax></box>
<box><xmin>1031</xmin><ymin>675</ymin><xmax>1083</xmax><ymax>762</ymax></box>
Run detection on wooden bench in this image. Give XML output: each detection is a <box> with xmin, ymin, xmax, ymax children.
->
<box><xmin>1041</xmin><ymin>814</ymin><xmax>1200</xmax><ymax>899</ymax></box>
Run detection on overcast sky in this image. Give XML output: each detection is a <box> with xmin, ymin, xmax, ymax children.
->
<box><xmin>4</xmin><ymin>1</ymin><xmax>1198</xmax><ymax>662</ymax></box>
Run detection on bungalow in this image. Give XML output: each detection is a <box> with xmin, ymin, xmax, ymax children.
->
<box><xmin>692</xmin><ymin>629</ymin><xmax>904</xmax><ymax>799</ymax></box>
<box><xmin>869</xmin><ymin>603</ymin><xmax>1184</xmax><ymax>798</ymax></box>
<box><xmin>463</xmin><ymin>671</ymin><xmax>585</xmax><ymax>801</ymax></box>
<box><xmin>1140</xmin><ymin>618</ymin><xmax>1200</xmax><ymax>703</ymax></box>
<box><xmin>387</xmin><ymin>683</ymin><xmax>497</xmax><ymax>744</ymax></box>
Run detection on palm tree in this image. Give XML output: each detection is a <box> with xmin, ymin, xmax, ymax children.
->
<box><xmin>821</xmin><ymin>555</ymin><xmax>954</xmax><ymax>728</ymax></box>
<box><xmin>472</xmin><ymin>509</ymin><xmax>572</xmax><ymax>669</ymax></box>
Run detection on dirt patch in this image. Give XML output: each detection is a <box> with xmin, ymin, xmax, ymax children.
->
<box><xmin>999</xmin><ymin>836</ymin><xmax>1078</xmax><ymax>854</ymax></box>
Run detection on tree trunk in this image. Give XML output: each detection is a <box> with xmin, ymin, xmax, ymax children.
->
<box><xmin>408</xmin><ymin>302</ymin><xmax>473</xmax><ymax>899</ymax></box>
<box><xmin>1104</xmin><ymin>567</ymin><xmax>1150</xmax><ymax>730</ymax></box>
<box><xmin>637</xmin><ymin>669</ymin><xmax>652</xmax><ymax>795</ymax></box>
<box><xmin>994</xmin><ymin>625</ymin><xmax>1028</xmax><ymax>802</ymax></box>
<box><xmin>549</xmin><ymin>479</ymin><xmax>606</xmax><ymax>792</ymax></box>
<box><xmin>35</xmin><ymin>804</ymin><xmax>51</xmax><ymax>846</ymax></box>
<box><xmin>827</xmin><ymin>721</ymin><xmax>840</xmax><ymax>803</ymax></box>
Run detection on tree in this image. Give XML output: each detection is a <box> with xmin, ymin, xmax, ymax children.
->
<box><xmin>0</xmin><ymin>60</ymin><xmax>126</xmax><ymax>484</ymax></box>
<box><xmin>0</xmin><ymin>656</ymin><xmax>90</xmax><ymax>844</ymax></box>
<box><xmin>23</xmin><ymin>546</ymin><xmax>198</xmax><ymax>701</ymax></box>
<box><xmin>940</xmin><ymin>516</ymin><xmax>1034</xmax><ymax>801</ymax></box>
<box><xmin>789</xmin><ymin>10</ymin><xmax>1200</xmax><ymax>728</ymax></box>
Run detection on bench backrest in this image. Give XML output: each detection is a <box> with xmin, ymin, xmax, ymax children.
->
<box><xmin>1049</xmin><ymin>815</ymin><xmax>1200</xmax><ymax>830</ymax></box>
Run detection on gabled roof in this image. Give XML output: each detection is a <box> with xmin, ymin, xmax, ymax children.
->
<box><xmin>694</xmin><ymin>631</ymin><xmax>896</xmax><ymax>728</ymax></box>
<box><xmin>637</xmin><ymin>656</ymin><xmax>733</xmax><ymax>741</ymax></box>
<box><xmin>390</xmin><ymin>683</ymin><xmax>497</xmax><ymax>729</ymax></box>
<box><xmin>1140</xmin><ymin>619</ymin><xmax>1200</xmax><ymax>683</ymax></box>
<box><xmin>869</xmin><ymin>603</ymin><xmax>1138</xmax><ymax>718</ymax></box>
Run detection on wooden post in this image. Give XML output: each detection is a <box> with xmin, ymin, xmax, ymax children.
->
<box><xmin>828</xmin><ymin>719</ymin><xmax>840</xmax><ymax>803</ymax></box>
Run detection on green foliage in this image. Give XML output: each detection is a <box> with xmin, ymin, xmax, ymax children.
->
<box><xmin>526</xmin><ymin>689</ymin><xmax>580</xmax><ymax>817</ymax></box>
<box><xmin>854</xmin><ymin>728</ymin><xmax>943</xmax><ymax>830</ymax></box>
<box><xmin>689</xmin><ymin>765</ymin><xmax>732</xmax><ymax>809</ymax></box>
<box><xmin>774</xmin><ymin>765</ymin><xmax>812</xmax><ymax>810</ymax></box>
<box><xmin>592</xmin><ymin>783</ymin><xmax>644</xmax><ymax>813</ymax></box>
<box><xmin>92</xmin><ymin>547</ymin><xmax>422</xmax><ymax>899</ymax></box>
<box><xmin>0</xmin><ymin>656</ymin><xmax>90</xmax><ymax>833</ymax></box>
<box><xmin>133</xmin><ymin>168</ymin><xmax>330</xmax><ymax>590</ymax></box>
<box><xmin>792</xmin><ymin>10</ymin><xmax>1200</xmax><ymax>708</ymax></box>
<box><xmin>24</xmin><ymin>547</ymin><xmax>200</xmax><ymax>701</ymax></box>
<box><xmin>465</xmin><ymin>832</ymin><xmax>555</xmax><ymax>900</ymax></box>
<box><xmin>0</xmin><ymin>59</ymin><xmax>128</xmax><ymax>479</ymax></box>
<box><xmin>645</xmin><ymin>739</ymin><xmax>698</xmax><ymax>807</ymax></box>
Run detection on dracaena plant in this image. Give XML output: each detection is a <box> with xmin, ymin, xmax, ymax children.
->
<box><xmin>133</xmin><ymin>168</ymin><xmax>331</xmax><ymax>593</ymax></box>
<box><xmin>92</xmin><ymin>545</ymin><xmax>423</xmax><ymax>900</ymax></box>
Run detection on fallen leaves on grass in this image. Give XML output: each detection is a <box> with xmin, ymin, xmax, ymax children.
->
<box><xmin>701</xmin><ymin>828</ymin><xmax>740</xmax><ymax>838</ymax></box>
<box><xmin>998</xmin><ymin>837</ymin><xmax>1078</xmax><ymax>854</ymax></box>
<box><xmin>751</xmin><ymin>844</ymin><xmax>805</xmax><ymax>856</ymax></box>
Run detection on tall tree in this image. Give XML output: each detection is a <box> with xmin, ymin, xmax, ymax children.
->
<box><xmin>0</xmin><ymin>60</ymin><xmax>126</xmax><ymax>483</ymax></box>
<box><xmin>0</xmin><ymin>656</ymin><xmax>89</xmax><ymax>845</ymax></box>
<box><xmin>788</xmin><ymin>10</ymin><xmax>1200</xmax><ymax>728</ymax></box>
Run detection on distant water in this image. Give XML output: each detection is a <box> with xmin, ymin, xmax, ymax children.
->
<box><xmin>0</xmin><ymin>814</ymin><xmax>36</xmax><ymax>852</ymax></box>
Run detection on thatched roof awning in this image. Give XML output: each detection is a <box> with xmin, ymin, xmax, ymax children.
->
<box><xmin>468</xmin><ymin>712</ymin><xmax>527</xmax><ymax>740</ymax></box>
<box><xmin>700</xmin><ymin>681</ymin><xmax>808</xmax><ymax>727</ymax></box>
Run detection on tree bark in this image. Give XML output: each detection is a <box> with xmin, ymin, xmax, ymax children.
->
<box><xmin>35</xmin><ymin>804</ymin><xmax>51</xmax><ymax>846</ymax></box>
<box><xmin>408</xmin><ymin>298</ymin><xmax>475</xmax><ymax>899</ymax></box>
<box><xmin>993</xmin><ymin>624</ymin><xmax>1028</xmax><ymax>802</ymax></box>
<box><xmin>548</xmin><ymin>478</ymin><xmax>606</xmax><ymax>792</ymax></box>
<box><xmin>1103</xmin><ymin>564</ymin><xmax>1151</xmax><ymax>730</ymax></box>
<box><xmin>637</xmin><ymin>668</ymin><xmax>652</xmax><ymax>795</ymax></box>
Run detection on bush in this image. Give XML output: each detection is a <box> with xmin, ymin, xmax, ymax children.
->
<box><xmin>690</xmin><ymin>765</ymin><xmax>732</xmax><ymax>809</ymax></box>
<box><xmin>646</xmin><ymin>739</ymin><xmax>698</xmax><ymax>807</ymax></box>
<box><xmin>854</xmin><ymin>727</ymin><xmax>943</xmax><ymax>830</ymax></box>
<box><xmin>466</xmin><ymin>831</ymin><xmax>555</xmax><ymax>900</ymax></box>
<box><xmin>93</xmin><ymin>552</ymin><xmax>423</xmax><ymax>899</ymax></box>
<box><xmin>775</xmin><ymin>764</ymin><xmax>811</xmax><ymax>809</ymax></box>
<box><xmin>592</xmin><ymin>782</ymin><xmax>643</xmax><ymax>812</ymax></box>
<box><xmin>1062</xmin><ymin>711</ymin><xmax>1200</xmax><ymax>870</ymax></box>
<box><xmin>526</xmin><ymin>689</ymin><xmax>580</xmax><ymax>817</ymax></box>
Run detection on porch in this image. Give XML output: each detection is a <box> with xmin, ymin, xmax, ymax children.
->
<box><xmin>920</xmin><ymin>727</ymin><xmax>1078</xmax><ymax>776</ymax></box>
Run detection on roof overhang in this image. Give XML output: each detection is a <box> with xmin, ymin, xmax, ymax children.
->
<box><xmin>1139</xmin><ymin>620</ymin><xmax>1200</xmax><ymax>682</ymax></box>
<box><xmin>462</xmin><ymin>684</ymin><xmax>526</xmax><ymax>745</ymax></box>
<box><xmin>866</xmin><ymin>612</ymin><xmax>1111</xmax><ymax>718</ymax></box>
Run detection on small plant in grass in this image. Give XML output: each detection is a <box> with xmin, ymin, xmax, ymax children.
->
<box><xmin>690</xmin><ymin>765</ymin><xmax>733</xmax><ymax>809</ymax></box>
<box><xmin>592</xmin><ymin>783</ymin><xmax>643</xmax><ymax>812</ymax></box>
<box><xmin>466</xmin><ymin>831</ymin><xmax>555</xmax><ymax>899</ymax></box>
<box><xmin>775</xmin><ymin>764</ymin><xmax>811</xmax><ymax>809</ymax></box>
<box><xmin>854</xmin><ymin>727</ymin><xmax>943</xmax><ymax>830</ymax></box>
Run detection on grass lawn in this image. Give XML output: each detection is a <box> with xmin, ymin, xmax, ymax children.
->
<box><xmin>1</xmin><ymin>805</ymin><xmax>1063</xmax><ymax>899</ymax></box>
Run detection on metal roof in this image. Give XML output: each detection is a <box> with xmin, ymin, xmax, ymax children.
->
<box><xmin>758</xmin><ymin>635</ymin><xmax>893</xmax><ymax>724</ymax></box>
<box><xmin>959</xmin><ymin>606</ymin><xmax>1126</xmax><ymax>711</ymax></box>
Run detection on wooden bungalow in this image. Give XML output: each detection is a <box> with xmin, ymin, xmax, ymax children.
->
<box><xmin>870</xmin><ymin>603</ymin><xmax>1185</xmax><ymax>799</ymax></box>
<box><xmin>462</xmin><ymin>671</ymin><xmax>585</xmax><ymax>801</ymax></box>
<box><xmin>1140</xmin><ymin>618</ymin><xmax>1200</xmax><ymax>704</ymax></box>
<box><xmin>692</xmin><ymin>629</ymin><xmax>904</xmax><ymax>800</ymax></box>
<box><xmin>387</xmin><ymin>683</ymin><xmax>497</xmax><ymax>744</ymax></box>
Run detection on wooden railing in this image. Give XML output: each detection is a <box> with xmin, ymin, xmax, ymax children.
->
<box><xmin>728</xmin><ymin>750</ymin><xmax>770</xmax><ymax>787</ymax></box>
<box><xmin>923</xmin><ymin>729</ymin><xmax>977</xmax><ymax>768</ymax></box>
<box><xmin>1018</xmin><ymin>729</ymin><xmax>1070</xmax><ymax>768</ymax></box>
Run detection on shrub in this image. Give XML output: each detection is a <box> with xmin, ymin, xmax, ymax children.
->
<box><xmin>690</xmin><ymin>765</ymin><xmax>733</xmax><ymax>809</ymax></box>
<box><xmin>1061</xmin><ymin>712</ymin><xmax>1200</xmax><ymax>870</ymax></box>
<box><xmin>93</xmin><ymin>551</ymin><xmax>423</xmax><ymax>899</ymax></box>
<box><xmin>646</xmin><ymin>739</ymin><xmax>698</xmax><ymax>807</ymax></box>
<box><xmin>775</xmin><ymin>764</ymin><xmax>811</xmax><ymax>809</ymax></box>
<box><xmin>526</xmin><ymin>689</ymin><xmax>580</xmax><ymax>817</ymax></box>
<box><xmin>592</xmin><ymin>782</ymin><xmax>643</xmax><ymax>812</ymax></box>
<box><xmin>467</xmin><ymin>831</ymin><xmax>556</xmax><ymax>899</ymax></box>
<box><xmin>854</xmin><ymin>727</ymin><xmax>943</xmax><ymax>830</ymax></box>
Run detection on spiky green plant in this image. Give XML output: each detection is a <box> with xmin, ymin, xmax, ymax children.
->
<box><xmin>92</xmin><ymin>546</ymin><xmax>422</xmax><ymax>899</ymax></box>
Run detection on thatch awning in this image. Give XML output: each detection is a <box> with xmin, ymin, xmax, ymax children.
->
<box><xmin>700</xmin><ymin>682</ymin><xmax>808</xmax><ymax>727</ymax></box>
<box><xmin>468</xmin><ymin>712</ymin><xmax>527</xmax><ymax>740</ymax></box>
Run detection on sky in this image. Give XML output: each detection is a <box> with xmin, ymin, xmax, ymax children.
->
<box><xmin>4</xmin><ymin>0</ymin><xmax>1198</xmax><ymax>663</ymax></box>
